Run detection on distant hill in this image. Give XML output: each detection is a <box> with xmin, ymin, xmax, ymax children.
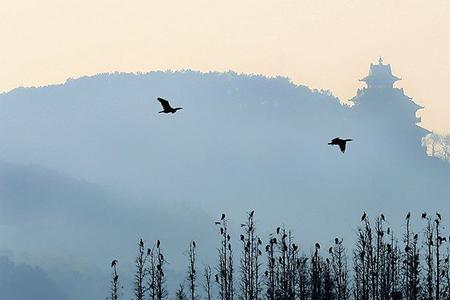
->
<box><xmin>0</xmin><ymin>69</ymin><xmax>449</xmax><ymax>299</ymax></box>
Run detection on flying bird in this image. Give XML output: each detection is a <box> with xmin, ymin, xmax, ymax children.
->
<box><xmin>328</xmin><ymin>137</ymin><xmax>353</xmax><ymax>153</ymax></box>
<box><xmin>157</xmin><ymin>97</ymin><xmax>182</xmax><ymax>114</ymax></box>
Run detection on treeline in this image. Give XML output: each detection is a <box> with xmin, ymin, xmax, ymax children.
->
<box><xmin>108</xmin><ymin>211</ymin><xmax>450</xmax><ymax>300</ymax></box>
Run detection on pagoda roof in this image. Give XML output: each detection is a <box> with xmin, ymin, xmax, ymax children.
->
<box><xmin>360</xmin><ymin>57</ymin><xmax>401</xmax><ymax>83</ymax></box>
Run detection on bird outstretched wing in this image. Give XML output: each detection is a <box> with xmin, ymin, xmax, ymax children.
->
<box><xmin>338</xmin><ymin>142</ymin><xmax>346</xmax><ymax>153</ymax></box>
<box><xmin>331</xmin><ymin>138</ymin><xmax>340</xmax><ymax>144</ymax></box>
<box><xmin>157</xmin><ymin>98</ymin><xmax>173</xmax><ymax>110</ymax></box>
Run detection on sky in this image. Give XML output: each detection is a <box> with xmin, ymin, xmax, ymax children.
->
<box><xmin>0</xmin><ymin>0</ymin><xmax>449</xmax><ymax>134</ymax></box>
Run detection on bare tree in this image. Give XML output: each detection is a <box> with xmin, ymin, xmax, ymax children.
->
<box><xmin>216</xmin><ymin>213</ymin><xmax>234</xmax><ymax>300</ymax></box>
<box><xmin>187</xmin><ymin>241</ymin><xmax>199</xmax><ymax>300</ymax></box>
<box><xmin>239</xmin><ymin>211</ymin><xmax>261</xmax><ymax>300</ymax></box>
<box><xmin>176</xmin><ymin>284</ymin><xmax>188</xmax><ymax>300</ymax></box>
<box><xmin>331</xmin><ymin>238</ymin><xmax>349</xmax><ymax>300</ymax></box>
<box><xmin>311</xmin><ymin>242</ymin><xmax>322</xmax><ymax>300</ymax></box>
<box><xmin>203</xmin><ymin>265</ymin><xmax>213</xmax><ymax>300</ymax></box>
<box><xmin>109</xmin><ymin>259</ymin><xmax>120</xmax><ymax>300</ymax></box>
<box><xmin>135</xmin><ymin>239</ymin><xmax>150</xmax><ymax>300</ymax></box>
<box><xmin>436</xmin><ymin>214</ymin><xmax>446</xmax><ymax>300</ymax></box>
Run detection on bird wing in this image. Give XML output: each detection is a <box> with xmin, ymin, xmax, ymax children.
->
<box><xmin>338</xmin><ymin>141</ymin><xmax>346</xmax><ymax>153</ymax></box>
<box><xmin>331</xmin><ymin>138</ymin><xmax>340</xmax><ymax>144</ymax></box>
<box><xmin>157</xmin><ymin>98</ymin><xmax>173</xmax><ymax>110</ymax></box>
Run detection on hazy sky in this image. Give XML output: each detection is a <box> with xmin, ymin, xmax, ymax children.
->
<box><xmin>1</xmin><ymin>0</ymin><xmax>449</xmax><ymax>133</ymax></box>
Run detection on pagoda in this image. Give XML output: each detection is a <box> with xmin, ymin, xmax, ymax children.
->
<box><xmin>349</xmin><ymin>58</ymin><xmax>429</xmax><ymax>156</ymax></box>
<box><xmin>359</xmin><ymin>57</ymin><xmax>401</xmax><ymax>89</ymax></box>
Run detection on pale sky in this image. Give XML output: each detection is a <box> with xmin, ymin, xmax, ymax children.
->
<box><xmin>1</xmin><ymin>0</ymin><xmax>449</xmax><ymax>133</ymax></box>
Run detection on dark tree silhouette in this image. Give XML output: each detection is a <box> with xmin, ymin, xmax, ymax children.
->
<box><xmin>134</xmin><ymin>239</ymin><xmax>150</xmax><ymax>300</ymax></box>
<box><xmin>107</xmin><ymin>211</ymin><xmax>450</xmax><ymax>300</ymax></box>
<box><xmin>330</xmin><ymin>238</ymin><xmax>349</xmax><ymax>300</ymax></box>
<box><xmin>239</xmin><ymin>211</ymin><xmax>261</xmax><ymax>300</ymax></box>
<box><xmin>176</xmin><ymin>284</ymin><xmax>188</xmax><ymax>300</ymax></box>
<box><xmin>203</xmin><ymin>265</ymin><xmax>213</xmax><ymax>300</ymax></box>
<box><xmin>110</xmin><ymin>259</ymin><xmax>120</xmax><ymax>300</ymax></box>
<box><xmin>187</xmin><ymin>241</ymin><xmax>199</xmax><ymax>300</ymax></box>
<box><xmin>216</xmin><ymin>213</ymin><xmax>234</xmax><ymax>300</ymax></box>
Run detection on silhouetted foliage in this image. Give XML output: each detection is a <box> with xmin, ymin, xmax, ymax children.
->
<box><xmin>109</xmin><ymin>211</ymin><xmax>450</xmax><ymax>300</ymax></box>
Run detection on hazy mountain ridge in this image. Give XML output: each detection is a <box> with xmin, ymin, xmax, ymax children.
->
<box><xmin>0</xmin><ymin>70</ymin><xmax>449</xmax><ymax>299</ymax></box>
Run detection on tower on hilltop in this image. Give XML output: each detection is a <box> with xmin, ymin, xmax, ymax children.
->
<box><xmin>349</xmin><ymin>58</ymin><xmax>429</xmax><ymax>156</ymax></box>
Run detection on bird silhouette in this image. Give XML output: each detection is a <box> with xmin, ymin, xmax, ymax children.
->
<box><xmin>361</xmin><ymin>212</ymin><xmax>367</xmax><ymax>222</ymax></box>
<box><xmin>328</xmin><ymin>137</ymin><xmax>352</xmax><ymax>153</ymax></box>
<box><xmin>157</xmin><ymin>97</ymin><xmax>182</xmax><ymax>114</ymax></box>
<box><xmin>406</xmin><ymin>212</ymin><xmax>411</xmax><ymax>220</ymax></box>
<box><xmin>111</xmin><ymin>260</ymin><xmax>118</xmax><ymax>267</ymax></box>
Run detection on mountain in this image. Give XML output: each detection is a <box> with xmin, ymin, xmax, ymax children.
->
<box><xmin>0</xmin><ymin>65</ymin><xmax>449</xmax><ymax>299</ymax></box>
